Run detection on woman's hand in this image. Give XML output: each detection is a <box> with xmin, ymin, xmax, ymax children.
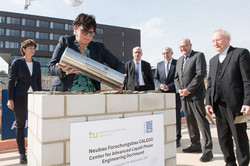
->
<box><xmin>56</xmin><ymin>63</ymin><xmax>79</xmax><ymax>74</ymax></box>
<box><xmin>7</xmin><ymin>100</ymin><xmax>14</xmax><ymax>111</ymax></box>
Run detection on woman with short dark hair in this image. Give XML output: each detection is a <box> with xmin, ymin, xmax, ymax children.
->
<box><xmin>49</xmin><ymin>13</ymin><xmax>125</xmax><ymax>92</ymax></box>
<box><xmin>7</xmin><ymin>39</ymin><xmax>42</xmax><ymax>164</ymax></box>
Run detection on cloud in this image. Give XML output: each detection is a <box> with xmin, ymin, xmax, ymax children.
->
<box><xmin>135</xmin><ymin>17</ymin><xmax>165</xmax><ymax>39</ymax></box>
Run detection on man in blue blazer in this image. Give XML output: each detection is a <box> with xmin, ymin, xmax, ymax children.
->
<box><xmin>206</xmin><ymin>29</ymin><xmax>250</xmax><ymax>166</ymax></box>
<box><xmin>154</xmin><ymin>46</ymin><xmax>182</xmax><ymax>147</ymax></box>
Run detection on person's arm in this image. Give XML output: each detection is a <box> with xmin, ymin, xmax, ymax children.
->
<box><xmin>205</xmin><ymin>59</ymin><xmax>214</xmax><ymax>115</ymax></box>
<box><xmin>147</xmin><ymin>62</ymin><xmax>155</xmax><ymax>90</ymax></box>
<box><xmin>7</xmin><ymin>60</ymin><xmax>18</xmax><ymax>110</ymax></box>
<box><xmin>154</xmin><ymin>64</ymin><xmax>162</xmax><ymax>90</ymax></box>
<box><xmin>205</xmin><ymin>59</ymin><xmax>213</xmax><ymax>106</ymax></box>
<box><xmin>185</xmin><ymin>52</ymin><xmax>206</xmax><ymax>94</ymax></box>
<box><xmin>239</xmin><ymin>49</ymin><xmax>250</xmax><ymax>107</ymax></box>
<box><xmin>8</xmin><ymin>60</ymin><xmax>17</xmax><ymax>100</ymax></box>
<box><xmin>48</xmin><ymin>36</ymin><xmax>68</xmax><ymax>78</ymax></box>
<box><xmin>239</xmin><ymin>49</ymin><xmax>250</xmax><ymax>114</ymax></box>
<box><xmin>174</xmin><ymin>62</ymin><xmax>181</xmax><ymax>93</ymax></box>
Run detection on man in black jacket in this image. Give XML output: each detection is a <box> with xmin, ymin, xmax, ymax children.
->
<box><xmin>124</xmin><ymin>46</ymin><xmax>154</xmax><ymax>91</ymax></box>
<box><xmin>206</xmin><ymin>29</ymin><xmax>250</xmax><ymax>166</ymax></box>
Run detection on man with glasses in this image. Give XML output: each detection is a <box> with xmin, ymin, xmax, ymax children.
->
<box><xmin>49</xmin><ymin>13</ymin><xmax>125</xmax><ymax>92</ymax></box>
<box><xmin>154</xmin><ymin>46</ymin><xmax>182</xmax><ymax>147</ymax></box>
<box><xmin>174</xmin><ymin>38</ymin><xmax>213</xmax><ymax>162</ymax></box>
<box><xmin>206</xmin><ymin>29</ymin><xmax>250</xmax><ymax>166</ymax></box>
<box><xmin>124</xmin><ymin>46</ymin><xmax>154</xmax><ymax>91</ymax></box>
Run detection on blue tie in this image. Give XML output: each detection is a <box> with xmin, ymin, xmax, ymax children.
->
<box><xmin>135</xmin><ymin>62</ymin><xmax>140</xmax><ymax>86</ymax></box>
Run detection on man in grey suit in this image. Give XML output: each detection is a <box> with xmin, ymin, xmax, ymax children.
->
<box><xmin>154</xmin><ymin>46</ymin><xmax>182</xmax><ymax>147</ymax></box>
<box><xmin>206</xmin><ymin>29</ymin><xmax>250</xmax><ymax>166</ymax></box>
<box><xmin>174</xmin><ymin>38</ymin><xmax>213</xmax><ymax>162</ymax></box>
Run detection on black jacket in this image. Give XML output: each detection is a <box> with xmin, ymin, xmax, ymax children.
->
<box><xmin>206</xmin><ymin>46</ymin><xmax>250</xmax><ymax>112</ymax></box>
<box><xmin>124</xmin><ymin>60</ymin><xmax>154</xmax><ymax>91</ymax></box>
<box><xmin>48</xmin><ymin>35</ymin><xmax>125</xmax><ymax>91</ymax></box>
<box><xmin>8</xmin><ymin>57</ymin><xmax>42</xmax><ymax>100</ymax></box>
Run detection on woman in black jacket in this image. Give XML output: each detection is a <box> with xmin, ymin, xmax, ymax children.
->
<box><xmin>48</xmin><ymin>13</ymin><xmax>125</xmax><ymax>92</ymax></box>
<box><xmin>7</xmin><ymin>39</ymin><xmax>42</xmax><ymax>164</ymax></box>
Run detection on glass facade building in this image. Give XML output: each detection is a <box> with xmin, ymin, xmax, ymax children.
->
<box><xmin>0</xmin><ymin>11</ymin><xmax>140</xmax><ymax>75</ymax></box>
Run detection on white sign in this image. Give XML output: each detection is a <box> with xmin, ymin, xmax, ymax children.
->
<box><xmin>70</xmin><ymin>114</ymin><xmax>164</xmax><ymax>166</ymax></box>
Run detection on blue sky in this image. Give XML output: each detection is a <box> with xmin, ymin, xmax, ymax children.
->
<box><xmin>1</xmin><ymin>0</ymin><xmax>250</xmax><ymax>72</ymax></box>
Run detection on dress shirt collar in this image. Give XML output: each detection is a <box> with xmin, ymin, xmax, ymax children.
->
<box><xmin>184</xmin><ymin>50</ymin><xmax>192</xmax><ymax>59</ymax></box>
<box><xmin>165</xmin><ymin>58</ymin><xmax>172</xmax><ymax>64</ymax></box>
<box><xmin>220</xmin><ymin>45</ymin><xmax>230</xmax><ymax>56</ymax></box>
<box><xmin>219</xmin><ymin>45</ymin><xmax>230</xmax><ymax>63</ymax></box>
<box><xmin>134</xmin><ymin>60</ymin><xmax>141</xmax><ymax>64</ymax></box>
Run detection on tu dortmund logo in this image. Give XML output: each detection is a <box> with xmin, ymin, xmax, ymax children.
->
<box><xmin>89</xmin><ymin>131</ymin><xmax>98</xmax><ymax>138</ymax></box>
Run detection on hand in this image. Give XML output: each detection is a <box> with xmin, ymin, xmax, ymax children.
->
<box><xmin>56</xmin><ymin>63</ymin><xmax>79</xmax><ymax>74</ymax></box>
<box><xmin>241</xmin><ymin>105</ymin><xmax>250</xmax><ymax>115</ymax></box>
<box><xmin>7</xmin><ymin>100</ymin><xmax>14</xmax><ymax>111</ymax></box>
<box><xmin>160</xmin><ymin>84</ymin><xmax>169</xmax><ymax>91</ymax></box>
<box><xmin>205</xmin><ymin>105</ymin><xmax>214</xmax><ymax>115</ymax></box>
<box><xmin>179</xmin><ymin>89</ymin><xmax>190</xmax><ymax>96</ymax></box>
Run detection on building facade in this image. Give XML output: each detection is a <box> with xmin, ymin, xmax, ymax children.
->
<box><xmin>0</xmin><ymin>11</ymin><xmax>140</xmax><ymax>75</ymax></box>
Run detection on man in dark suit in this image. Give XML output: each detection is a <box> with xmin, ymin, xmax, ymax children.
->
<box><xmin>154</xmin><ymin>46</ymin><xmax>182</xmax><ymax>147</ymax></box>
<box><xmin>174</xmin><ymin>38</ymin><xmax>213</xmax><ymax>162</ymax></box>
<box><xmin>206</xmin><ymin>29</ymin><xmax>250</xmax><ymax>166</ymax></box>
<box><xmin>124</xmin><ymin>46</ymin><xmax>154</xmax><ymax>91</ymax></box>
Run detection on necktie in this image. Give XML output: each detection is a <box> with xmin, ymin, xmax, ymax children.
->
<box><xmin>135</xmin><ymin>62</ymin><xmax>140</xmax><ymax>86</ymax></box>
<box><xmin>182</xmin><ymin>56</ymin><xmax>188</xmax><ymax>71</ymax></box>
<box><xmin>165</xmin><ymin>61</ymin><xmax>170</xmax><ymax>78</ymax></box>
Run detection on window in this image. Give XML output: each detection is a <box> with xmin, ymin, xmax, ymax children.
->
<box><xmin>96</xmin><ymin>28</ymin><xmax>103</xmax><ymax>35</ymax></box>
<box><xmin>122</xmin><ymin>31</ymin><xmax>125</xmax><ymax>37</ymax></box>
<box><xmin>52</xmin><ymin>34</ymin><xmax>61</xmax><ymax>40</ymax></box>
<box><xmin>122</xmin><ymin>51</ymin><xmax>125</xmax><ymax>57</ymax></box>
<box><xmin>49</xmin><ymin>45</ymin><xmax>57</xmax><ymax>52</ymax></box>
<box><xmin>5</xmin><ymin>41</ymin><xmax>20</xmax><ymax>49</ymax></box>
<box><xmin>7</xmin><ymin>17</ymin><xmax>21</xmax><ymax>25</ymax></box>
<box><xmin>39</xmin><ymin>32</ymin><xmax>49</xmax><ymax>39</ymax></box>
<box><xmin>0</xmin><ymin>16</ymin><xmax>5</xmax><ymax>23</ymax></box>
<box><xmin>25</xmin><ymin>31</ymin><xmax>35</xmax><ymax>38</ymax></box>
<box><xmin>9</xmin><ymin>30</ymin><xmax>20</xmax><ymax>37</ymax></box>
<box><xmin>65</xmin><ymin>24</ymin><xmax>73</xmax><ymax>30</ymax></box>
<box><xmin>25</xmin><ymin>19</ymin><xmax>35</xmax><ymax>26</ymax></box>
<box><xmin>39</xmin><ymin>21</ymin><xmax>49</xmax><ymax>28</ymax></box>
<box><xmin>0</xmin><ymin>41</ymin><xmax>4</xmax><ymax>48</ymax></box>
<box><xmin>0</xmin><ymin>28</ymin><xmax>5</xmax><ymax>36</ymax></box>
<box><xmin>122</xmin><ymin>41</ymin><xmax>125</xmax><ymax>47</ymax></box>
<box><xmin>38</xmin><ymin>44</ymin><xmax>49</xmax><ymax>51</ymax></box>
<box><xmin>53</xmin><ymin>22</ymin><xmax>64</xmax><ymax>30</ymax></box>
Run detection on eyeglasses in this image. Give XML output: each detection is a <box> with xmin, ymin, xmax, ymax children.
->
<box><xmin>179</xmin><ymin>44</ymin><xmax>190</xmax><ymax>49</ymax></box>
<box><xmin>78</xmin><ymin>27</ymin><xmax>95</xmax><ymax>37</ymax></box>
<box><xmin>162</xmin><ymin>52</ymin><xmax>171</xmax><ymax>55</ymax></box>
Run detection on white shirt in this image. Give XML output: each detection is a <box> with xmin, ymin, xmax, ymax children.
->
<box><xmin>165</xmin><ymin>58</ymin><xmax>172</xmax><ymax>71</ymax></box>
<box><xmin>219</xmin><ymin>45</ymin><xmax>230</xmax><ymax>63</ymax></box>
<box><xmin>134</xmin><ymin>60</ymin><xmax>145</xmax><ymax>86</ymax></box>
<box><xmin>26</xmin><ymin>61</ymin><xmax>33</xmax><ymax>92</ymax></box>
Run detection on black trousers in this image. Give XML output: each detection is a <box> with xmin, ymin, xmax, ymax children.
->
<box><xmin>134</xmin><ymin>85</ymin><xmax>147</xmax><ymax>91</ymax></box>
<box><xmin>214</xmin><ymin>101</ymin><xmax>249</xmax><ymax>166</ymax></box>
<box><xmin>176</xmin><ymin>93</ymin><xmax>182</xmax><ymax>141</ymax></box>
<box><xmin>13</xmin><ymin>96</ymin><xmax>28</xmax><ymax>155</ymax></box>
<box><xmin>182</xmin><ymin>99</ymin><xmax>213</xmax><ymax>154</ymax></box>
